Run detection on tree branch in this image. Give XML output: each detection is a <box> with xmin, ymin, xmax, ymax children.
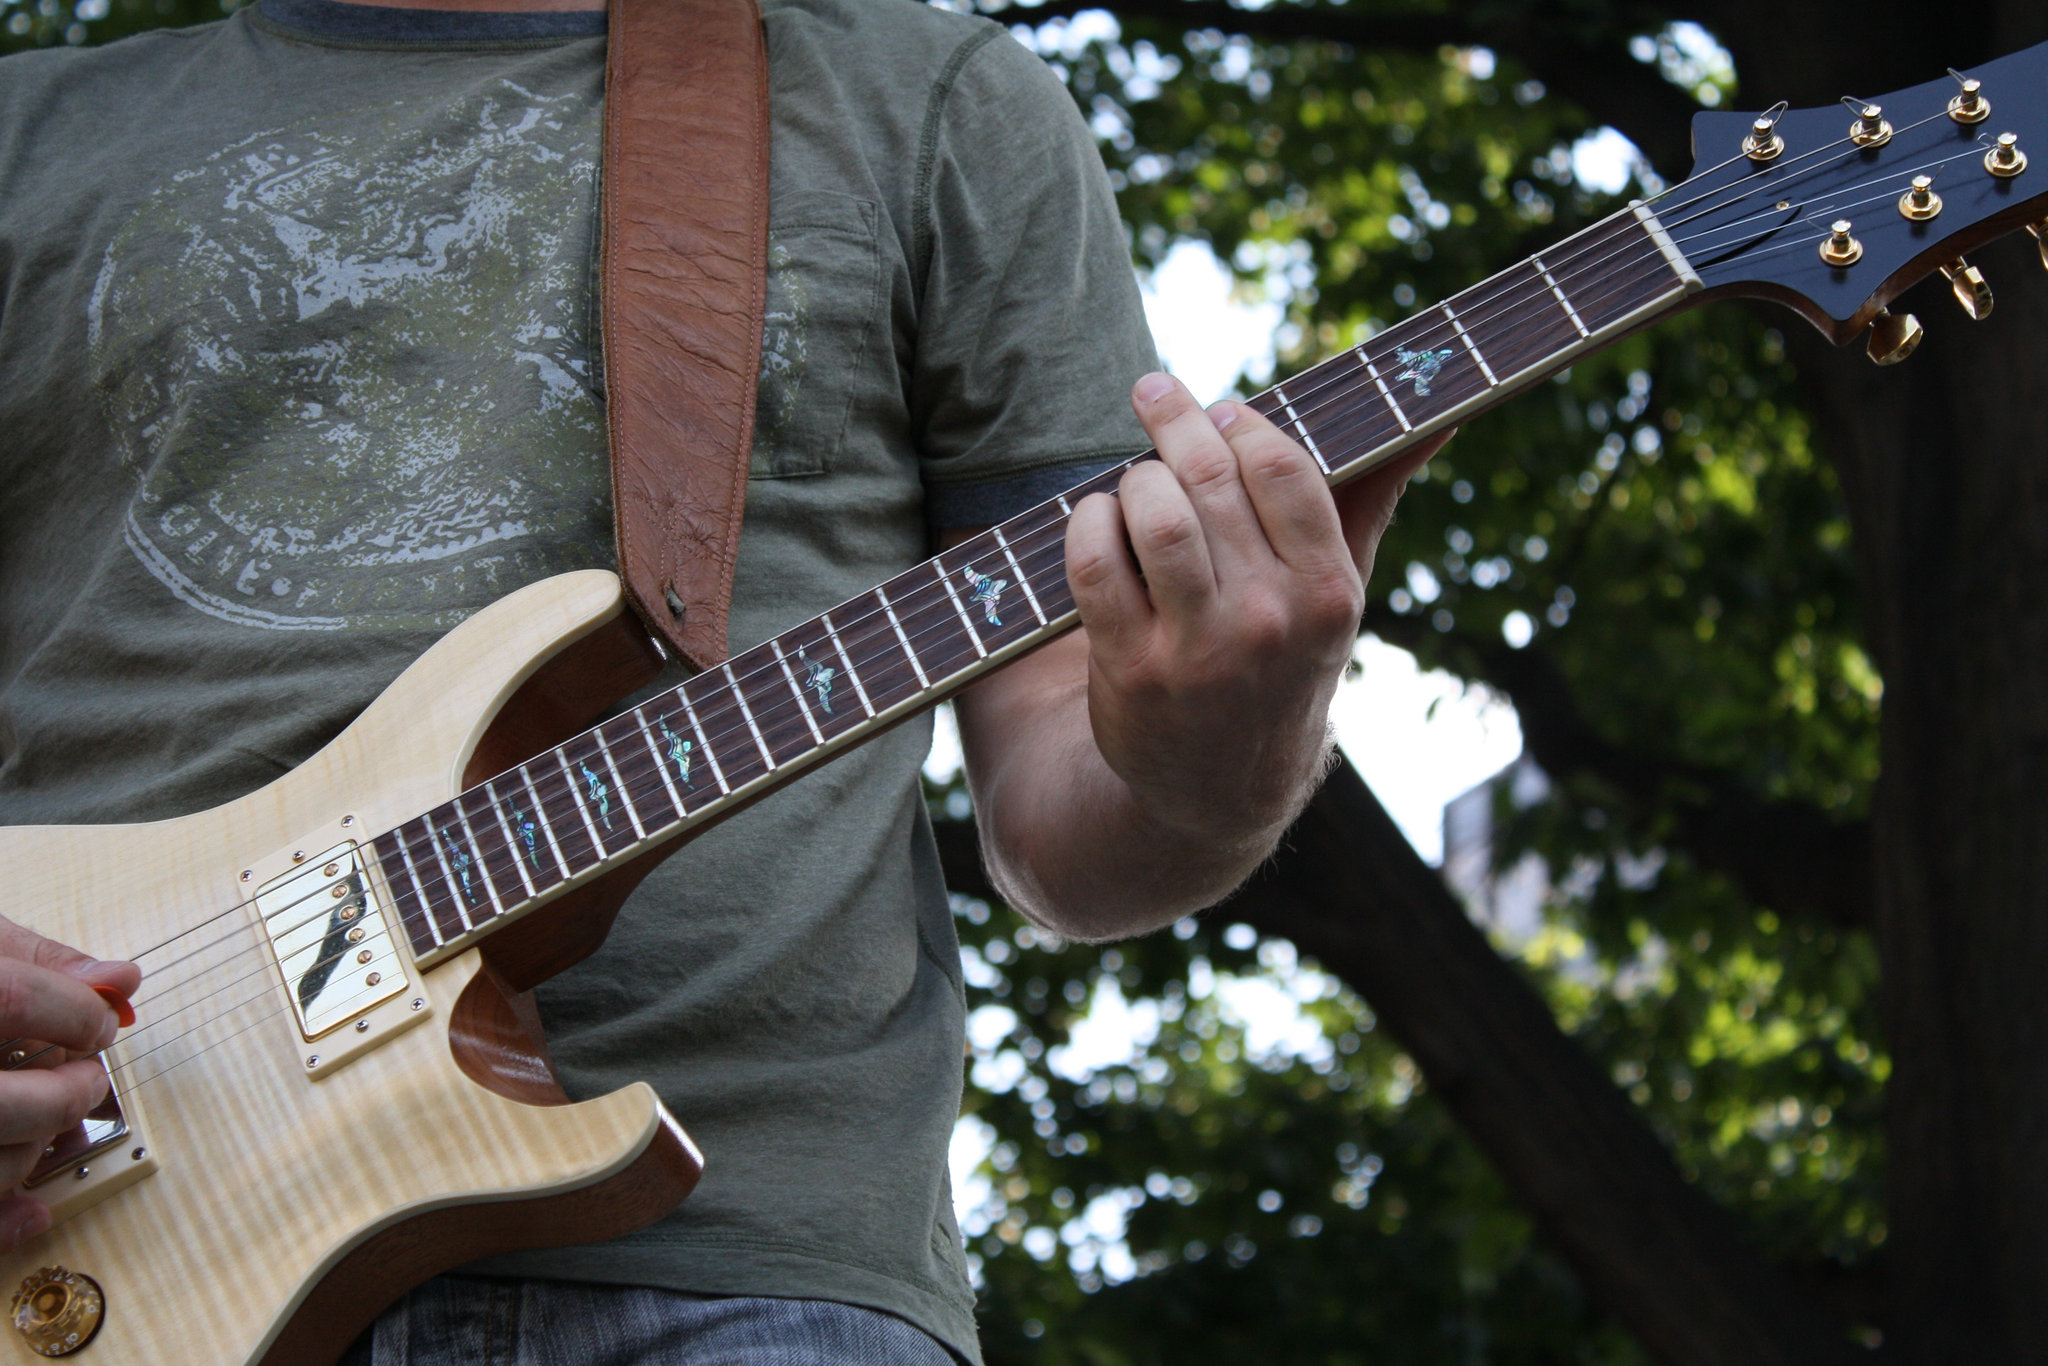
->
<box><xmin>933</xmin><ymin>763</ymin><xmax>1860</xmax><ymax>1364</ymax></box>
<box><xmin>1003</xmin><ymin>0</ymin><xmax>1704</xmax><ymax>177</ymax></box>
<box><xmin>1370</xmin><ymin>613</ymin><xmax>1873</xmax><ymax>929</ymax></box>
<box><xmin>1227</xmin><ymin>760</ymin><xmax>1857</xmax><ymax>1366</ymax></box>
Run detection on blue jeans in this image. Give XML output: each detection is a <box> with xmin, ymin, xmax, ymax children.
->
<box><xmin>338</xmin><ymin>1276</ymin><xmax>959</xmax><ymax>1365</ymax></box>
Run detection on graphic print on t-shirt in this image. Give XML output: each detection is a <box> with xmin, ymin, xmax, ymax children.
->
<box><xmin>87</xmin><ymin>79</ymin><xmax>610</xmax><ymax>632</ymax></box>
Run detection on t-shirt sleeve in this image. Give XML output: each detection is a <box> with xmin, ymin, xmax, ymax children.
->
<box><xmin>910</xmin><ymin>29</ymin><xmax>1158</xmax><ymax>530</ymax></box>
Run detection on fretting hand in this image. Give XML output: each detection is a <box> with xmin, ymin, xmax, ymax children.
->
<box><xmin>956</xmin><ymin>370</ymin><xmax>1450</xmax><ymax>940</ymax></box>
<box><xmin>0</xmin><ymin>916</ymin><xmax>138</xmax><ymax>1248</ymax></box>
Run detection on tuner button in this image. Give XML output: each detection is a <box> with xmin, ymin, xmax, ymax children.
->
<box><xmin>1985</xmin><ymin>132</ymin><xmax>2027</xmax><ymax>179</ymax></box>
<box><xmin>2026</xmin><ymin>219</ymin><xmax>2048</xmax><ymax>272</ymax></box>
<box><xmin>1820</xmin><ymin>220</ymin><xmax>1864</xmax><ymax>268</ymax></box>
<box><xmin>1867</xmin><ymin>310</ymin><xmax>1924</xmax><ymax>367</ymax></box>
<box><xmin>1898</xmin><ymin>176</ymin><xmax>1944</xmax><ymax>222</ymax></box>
<box><xmin>1939</xmin><ymin>258</ymin><xmax>1993</xmax><ymax>321</ymax></box>
<box><xmin>1948</xmin><ymin>74</ymin><xmax>1990</xmax><ymax>124</ymax></box>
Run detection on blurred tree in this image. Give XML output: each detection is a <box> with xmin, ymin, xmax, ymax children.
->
<box><xmin>916</xmin><ymin>4</ymin><xmax>2048</xmax><ymax>1365</ymax></box>
<box><xmin>11</xmin><ymin>1</ymin><xmax>2045</xmax><ymax>1363</ymax></box>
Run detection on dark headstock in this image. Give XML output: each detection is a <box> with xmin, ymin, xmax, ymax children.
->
<box><xmin>1676</xmin><ymin>39</ymin><xmax>2048</xmax><ymax>360</ymax></box>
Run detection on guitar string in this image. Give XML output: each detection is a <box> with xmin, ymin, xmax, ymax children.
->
<box><xmin>16</xmin><ymin>117</ymin><xmax>1986</xmax><ymax>1082</ymax></box>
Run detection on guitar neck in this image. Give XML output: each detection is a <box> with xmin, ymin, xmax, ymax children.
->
<box><xmin>377</xmin><ymin>202</ymin><xmax>1701</xmax><ymax>968</ymax></box>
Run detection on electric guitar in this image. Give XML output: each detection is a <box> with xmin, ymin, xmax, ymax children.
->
<box><xmin>4</xmin><ymin>42</ymin><xmax>2045</xmax><ymax>1365</ymax></box>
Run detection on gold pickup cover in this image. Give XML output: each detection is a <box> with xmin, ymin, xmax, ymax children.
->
<box><xmin>255</xmin><ymin>842</ymin><xmax>408</xmax><ymax>1041</ymax></box>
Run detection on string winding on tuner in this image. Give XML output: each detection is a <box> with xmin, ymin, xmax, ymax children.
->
<box><xmin>1743</xmin><ymin>101</ymin><xmax>1788</xmax><ymax>162</ymax></box>
<box><xmin>1841</xmin><ymin>97</ymin><xmax>1892</xmax><ymax>148</ymax></box>
<box><xmin>1948</xmin><ymin>70</ymin><xmax>1990</xmax><ymax>124</ymax></box>
<box><xmin>1984</xmin><ymin>132</ymin><xmax>2027</xmax><ymax>179</ymax></box>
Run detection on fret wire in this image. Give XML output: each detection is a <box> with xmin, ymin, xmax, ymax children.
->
<box><xmin>517</xmin><ymin>764</ymin><xmax>574</xmax><ymax>878</ymax></box>
<box><xmin>1270</xmin><ymin>382</ymin><xmax>1333</xmax><ymax>473</ymax></box>
<box><xmin>483</xmin><ymin>779</ymin><xmax>540</xmax><ymax>897</ymax></box>
<box><xmin>680</xmin><ymin>693</ymin><xmax>731</xmax><ymax>795</ymax></box>
<box><xmin>1055</xmin><ymin>494</ymin><xmax>1072</xmax><ymax>515</ymax></box>
<box><xmin>991</xmin><ymin>527</ymin><xmax>1049</xmax><ymax>625</ymax></box>
<box><xmin>1441</xmin><ymin>303</ymin><xmax>1499</xmax><ymax>386</ymax></box>
<box><xmin>721</xmin><ymin>662</ymin><xmax>778</xmax><ymax>769</ymax></box>
<box><xmin>770</xmin><ymin>638</ymin><xmax>828</xmax><ymax>744</ymax></box>
<box><xmin>1532</xmin><ymin>253</ymin><xmax>1592</xmax><ymax>338</ymax></box>
<box><xmin>552</xmin><ymin>752</ymin><xmax>609</xmax><ymax>867</ymax></box>
<box><xmin>593</xmin><ymin>730</ymin><xmax>649</xmax><ymax>841</ymax></box>
<box><xmin>393</xmin><ymin>822</ymin><xmax>449</xmax><ymax>944</ymax></box>
<box><xmin>875</xmin><ymin>586</ymin><xmax>931</xmax><ymax>688</ymax></box>
<box><xmin>451</xmin><ymin>802</ymin><xmax>509</xmax><ymax>917</ymax></box>
<box><xmin>631</xmin><ymin>703</ymin><xmax>691</xmax><ymax>817</ymax></box>
<box><xmin>936</xmin><ymin>562</ymin><xmax>989</xmax><ymax>659</ymax></box>
<box><xmin>380</xmin><ymin>842</ymin><xmax>435</xmax><ymax>954</ymax></box>
<box><xmin>821</xmin><ymin>611</ymin><xmax>877</xmax><ymax>717</ymax></box>
<box><xmin>1357</xmin><ymin>352</ymin><xmax>1413</xmax><ymax>431</ymax></box>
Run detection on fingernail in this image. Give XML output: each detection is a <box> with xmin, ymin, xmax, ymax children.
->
<box><xmin>1208</xmin><ymin>401</ymin><xmax>1238</xmax><ymax>432</ymax></box>
<box><xmin>10</xmin><ymin>1205</ymin><xmax>50</xmax><ymax>1248</ymax></box>
<box><xmin>1134</xmin><ymin>372</ymin><xmax>1175</xmax><ymax>403</ymax></box>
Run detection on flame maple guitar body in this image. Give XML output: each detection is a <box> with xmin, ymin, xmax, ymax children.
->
<box><xmin>0</xmin><ymin>571</ymin><xmax>701</xmax><ymax>1366</ymax></box>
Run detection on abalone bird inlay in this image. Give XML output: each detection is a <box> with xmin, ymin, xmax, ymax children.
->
<box><xmin>1393</xmin><ymin>347</ymin><xmax>1457</xmax><ymax>397</ymax></box>
<box><xmin>657</xmin><ymin>717</ymin><xmax>695</xmax><ymax>788</ymax></box>
<box><xmin>798</xmin><ymin>648</ymin><xmax>836</xmax><ymax>714</ymax></box>
<box><xmin>963</xmin><ymin>567</ymin><xmax>1008</xmax><ymax>626</ymax></box>
<box><xmin>503</xmin><ymin>800</ymin><xmax>541</xmax><ymax>868</ymax></box>
<box><xmin>579</xmin><ymin>764</ymin><xmax>614</xmax><ymax>830</ymax></box>
<box><xmin>441</xmin><ymin>827</ymin><xmax>477</xmax><ymax>903</ymax></box>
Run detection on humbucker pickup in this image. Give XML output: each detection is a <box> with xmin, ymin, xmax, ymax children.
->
<box><xmin>255</xmin><ymin>842</ymin><xmax>410</xmax><ymax>1041</ymax></box>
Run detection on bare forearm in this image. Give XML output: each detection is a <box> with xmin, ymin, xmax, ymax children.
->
<box><xmin>956</xmin><ymin>632</ymin><xmax>1325</xmax><ymax>942</ymax></box>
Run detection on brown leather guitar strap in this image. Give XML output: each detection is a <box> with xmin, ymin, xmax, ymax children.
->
<box><xmin>602</xmin><ymin>0</ymin><xmax>770</xmax><ymax>671</ymax></box>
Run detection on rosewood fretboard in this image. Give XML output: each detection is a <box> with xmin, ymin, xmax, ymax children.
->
<box><xmin>374</xmin><ymin>203</ymin><xmax>1700</xmax><ymax>967</ymax></box>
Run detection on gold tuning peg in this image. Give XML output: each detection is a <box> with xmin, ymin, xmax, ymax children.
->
<box><xmin>2026</xmin><ymin>219</ymin><xmax>2048</xmax><ymax>271</ymax></box>
<box><xmin>1939</xmin><ymin>257</ymin><xmax>1993</xmax><ymax>320</ymax></box>
<box><xmin>1867</xmin><ymin>309</ymin><xmax>1924</xmax><ymax>366</ymax></box>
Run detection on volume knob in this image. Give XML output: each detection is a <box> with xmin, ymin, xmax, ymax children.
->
<box><xmin>10</xmin><ymin>1267</ymin><xmax>104</xmax><ymax>1358</ymax></box>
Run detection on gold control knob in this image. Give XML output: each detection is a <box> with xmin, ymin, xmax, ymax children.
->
<box><xmin>1820</xmin><ymin>220</ymin><xmax>1863</xmax><ymax>268</ymax></box>
<box><xmin>1867</xmin><ymin>310</ymin><xmax>1924</xmax><ymax>367</ymax></box>
<box><xmin>1985</xmin><ymin>133</ymin><xmax>2027</xmax><ymax>179</ymax></box>
<box><xmin>1948</xmin><ymin>74</ymin><xmax>1989</xmax><ymax>124</ymax></box>
<box><xmin>10</xmin><ymin>1268</ymin><xmax>104</xmax><ymax>1358</ymax></box>
<box><xmin>1847</xmin><ymin>102</ymin><xmax>1892</xmax><ymax>148</ymax></box>
<box><xmin>1899</xmin><ymin>176</ymin><xmax>1943</xmax><ymax>222</ymax></box>
<box><xmin>1939</xmin><ymin>258</ymin><xmax>1993</xmax><ymax>321</ymax></box>
<box><xmin>2026</xmin><ymin>219</ymin><xmax>2048</xmax><ymax>272</ymax></box>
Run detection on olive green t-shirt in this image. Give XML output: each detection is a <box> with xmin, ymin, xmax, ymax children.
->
<box><xmin>0</xmin><ymin>2</ymin><xmax>1156</xmax><ymax>1357</ymax></box>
